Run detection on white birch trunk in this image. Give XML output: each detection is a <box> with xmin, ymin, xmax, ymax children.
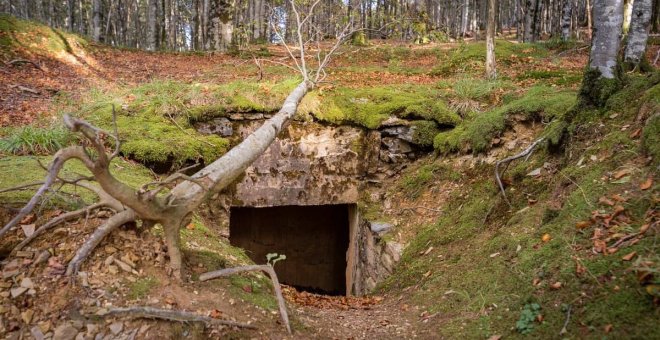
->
<box><xmin>561</xmin><ymin>0</ymin><xmax>572</xmax><ymax>40</ymax></box>
<box><xmin>589</xmin><ymin>0</ymin><xmax>624</xmax><ymax>79</ymax></box>
<box><xmin>624</xmin><ymin>0</ymin><xmax>653</xmax><ymax>65</ymax></box>
<box><xmin>486</xmin><ymin>0</ymin><xmax>497</xmax><ymax>79</ymax></box>
<box><xmin>147</xmin><ymin>0</ymin><xmax>157</xmax><ymax>50</ymax></box>
<box><xmin>92</xmin><ymin>0</ymin><xmax>101</xmax><ymax>42</ymax></box>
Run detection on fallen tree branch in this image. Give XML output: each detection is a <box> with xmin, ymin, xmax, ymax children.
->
<box><xmin>101</xmin><ymin>306</ymin><xmax>257</xmax><ymax>329</ymax></box>
<box><xmin>6</xmin><ymin>59</ymin><xmax>45</xmax><ymax>72</ymax></box>
<box><xmin>494</xmin><ymin>137</ymin><xmax>545</xmax><ymax>206</ymax></box>
<box><xmin>199</xmin><ymin>264</ymin><xmax>291</xmax><ymax>334</ymax></box>
<box><xmin>559</xmin><ymin>304</ymin><xmax>571</xmax><ymax>335</ymax></box>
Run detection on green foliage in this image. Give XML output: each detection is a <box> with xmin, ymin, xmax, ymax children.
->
<box><xmin>351</xmin><ymin>31</ymin><xmax>368</xmax><ymax>46</ymax></box>
<box><xmin>434</xmin><ymin>86</ymin><xmax>576</xmax><ymax>154</ymax></box>
<box><xmin>0</xmin><ymin>126</ymin><xmax>76</xmax><ymax>155</ymax></box>
<box><xmin>577</xmin><ymin>69</ymin><xmax>622</xmax><ymax>108</ymax></box>
<box><xmin>310</xmin><ymin>85</ymin><xmax>461</xmax><ymax>129</ymax></box>
<box><xmin>411</xmin><ymin>120</ymin><xmax>439</xmax><ymax>147</ymax></box>
<box><xmin>516</xmin><ymin>303</ymin><xmax>541</xmax><ymax>334</ymax></box>
<box><xmin>642</xmin><ymin>114</ymin><xmax>660</xmax><ymax>163</ymax></box>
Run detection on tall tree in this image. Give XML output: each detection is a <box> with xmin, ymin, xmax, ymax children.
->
<box><xmin>589</xmin><ymin>0</ymin><xmax>623</xmax><ymax>80</ymax></box>
<box><xmin>486</xmin><ymin>0</ymin><xmax>497</xmax><ymax>79</ymax></box>
<box><xmin>207</xmin><ymin>0</ymin><xmax>234</xmax><ymax>51</ymax></box>
<box><xmin>623</xmin><ymin>0</ymin><xmax>653</xmax><ymax>69</ymax></box>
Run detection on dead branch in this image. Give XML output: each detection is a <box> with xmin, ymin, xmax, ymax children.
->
<box><xmin>200</xmin><ymin>264</ymin><xmax>291</xmax><ymax>334</ymax></box>
<box><xmin>12</xmin><ymin>201</ymin><xmax>108</xmax><ymax>253</ymax></box>
<box><xmin>101</xmin><ymin>306</ymin><xmax>257</xmax><ymax>329</ymax></box>
<box><xmin>0</xmin><ymin>146</ymin><xmax>93</xmax><ymax>239</ymax></box>
<box><xmin>6</xmin><ymin>59</ymin><xmax>45</xmax><ymax>72</ymax></box>
<box><xmin>66</xmin><ymin>209</ymin><xmax>137</xmax><ymax>275</ymax></box>
<box><xmin>494</xmin><ymin>137</ymin><xmax>545</xmax><ymax>206</ymax></box>
<box><xmin>559</xmin><ymin>305</ymin><xmax>572</xmax><ymax>335</ymax></box>
<box><xmin>0</xmin><ymin>182</ymin><xmax>46</xmax><ymax>194</ymax></box>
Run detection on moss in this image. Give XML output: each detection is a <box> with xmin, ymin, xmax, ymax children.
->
<box><xmin>577</xmin><ymin>68</ymin><xmax>622</xmax><ymax>108</ymax></box>
<box><xmin>127</xmin><ymin>276</ymin><xmax>158</xmax><ymax>300</ymax></box>
<box><xmin>0</xmin><ymin>155</ymin><xmax>154</xmax><ymax>207</ymax></box>
<box><xmin>411</xmin><ymin>121</ymin><xmax>439</xmax><ymax>147</ymax></box>
<box><xmin>642</xmin><ymin>114</ymin><xmax>660</xmax><ymax>163</ymax></box>
<box><xmin>351</xmin><ymin>31</ymin><xmax>368</xmax><ymax>46</ymax></box>
<box><xmin>435</xmin><ymin>86</ymin><xmax>576</xmax><ymax>154</ymax></box>
<box><xmin>0</xmin><ymin>13</ymin><xmax>87</xmax><ymax>58</ymax></box>
<box><xmin>311</xmin><ymin>85</ymin><xmax>461</xmax><ymax>129</ymax></box>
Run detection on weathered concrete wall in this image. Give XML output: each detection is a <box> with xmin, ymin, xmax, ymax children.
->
<box><xmin>196</xmin><ymin>114</ymin><xmax>412</xmax><ymax>295</ymax></box>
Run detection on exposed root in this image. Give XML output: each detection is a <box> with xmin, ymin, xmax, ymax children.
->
<box><xmin>66</xmin><ymin>209</ymin><xmax>137</xmax><ymax>276</ymax></box>
<box><xmin>101</xmin><ymin>307</ymin><xmax>257</xmax><ymax>329</ymax></box>
<box><xmin>5</xmin><ymin>59</ymin><xmax>45</xmax><ymax>72</ymax></box>
<box><xmin>494</xmin><ymin>137</ymin><xmax>545</xmax><ymax>207</ymax></box>
<box><xmin>12</xmin><ymin>202</ymin><xmax>108</xmax><ymax>253</ymax></box>
<box><xmin>200</xmin><ymin>264</ymin><xmax>291</xmax><ymax>334</ymax></box>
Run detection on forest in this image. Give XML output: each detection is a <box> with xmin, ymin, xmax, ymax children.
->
<box><xmin>0</xmin><ymin>0</ymin><xmax>658</xmax><ymax>339</ymax></box>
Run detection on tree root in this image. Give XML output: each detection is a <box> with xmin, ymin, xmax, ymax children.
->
<box><xmin>101</xmin><ymin>307</ymin><xmax>257</xmax><ymax>329</ymax></box>
<box><xmin>494</xmin><ymin>137</ymin><xmax>545</xmax><ymax>207</ymax></box>
<box><xmin>12</xmin><ymin>202</ymin><xmax>108</xmax><ymax>253</ymax></box>
<box><xmin>200</xmin><ymin>265</ymin><xmax>291</xmax><ymax>334</ymax></box>
<box><xmin>66</xmin><ymin>209</ymin><xmax>137</xmax><ymax>276</ymax></box>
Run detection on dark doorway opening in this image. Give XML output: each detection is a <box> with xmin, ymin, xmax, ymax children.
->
<box><xmin>229</xmin><ymin>204</ymin><xmax>351</xmax><ymax>296</ymax></box>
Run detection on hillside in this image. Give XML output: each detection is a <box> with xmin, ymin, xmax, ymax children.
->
<box><xmin>0</xmin><ymin>15</ymin><xmax>658</xmax><ymax>339</ymax></box>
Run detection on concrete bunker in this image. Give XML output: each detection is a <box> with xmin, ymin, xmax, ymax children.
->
<box><xmin>229</xmin><ymin>204</ymin><xmax>358</xmax><ymax>296</ymax></box>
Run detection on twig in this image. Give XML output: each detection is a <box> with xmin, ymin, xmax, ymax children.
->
<box><xmin>6</xmin><ymin>59</ymin><xmax>45</xmax><ymax>72</ymax></box>
<box><xmin>200</xmin><ymin>264</ymin><xmax>291</xmax><ymax>334</ymax></box>
<box><xmin>400</xmin><ymin>206</ymin><xmax>442</xmax><ymax>213</ymax></box>
<box><xmin>101</xmin><ymin>307</ymin><xmax>256</xmax><ymax>329</ymax></box>
<box><xmin>494</xmin><ymin>137</ymin><xmax>545</xmax><ymax>206</ymax></box>
<box><xmin>0</xmin><ymin>182</ymin><xmax>45</xmax><ymax>194</ymax></box>
<box><xmin>559</xmin><ymin>305</ymin><xmax>571</xmax><ymax>335</ymax></box>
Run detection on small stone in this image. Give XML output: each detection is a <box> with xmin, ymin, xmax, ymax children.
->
<box><xmin>113</xmin><ymin>259</ymin><xmax>133</xmax><ymax>273</ymax></box>
<box><xmin>107</xmin><ymin>265</ymin><xmax>118</xmax><ymax>275</ymax></box>
<box><xmin>20</xmin><ymin>277</ymin><xmax>34</xmax><ymax>289</ymax></box>
<box><xmin>34</xmin><ymin>250</ymin><xmax>51</xmax><ymax>265</ymax></box>
<box><xmin>370</xmin><ymin>221</ymin><xmax>393</xmax><ymax>234</ymax></box>
<box><xmin>21</xmin><ymin>224</ymin><xmax>35</xmax><ymax>237</ymax></box>
<box><xmin>108</xmin><ymin>322</ymin><xmax>123</xmax><ymax>335</ymax></box>
<box><xmin>31</xmin><ymin>326</ymin><xmax>45</xmax><ymax>340</ymax></box>
<box><xmin>15</xmin><ymin>250</ymin><xmax>34</xmax><ymax>258</ymax></box>
<box><xmin>53</xmin><ymin>323</ymin><xmax>78</xmax><ymax>340</ymax></box>
<box><xmin>10</xmin><ymin>286</ymin><xmax>28</xmax><ymax>298</ymax></box>
<box><xmin>527</xmin><ymin>167</ymin><xmax>542</xmax><ymax>177</ymax></box>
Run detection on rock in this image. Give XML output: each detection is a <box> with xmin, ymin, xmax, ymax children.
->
<box><xmin>527</xmin><ymin>167</ymin><xmax>542</xmax><ymax>177</ymax></box>
<box><xmin>71</xmin><ymin>320</ymin><xmax>84</xmax><ymax>330</ymax></box>
<box><xmin>20</xmin><ymin>277</ymin><xmax>34</xmax><ymax>289</ymax></box>
<box><xmin>195</xmin><ymin>117</ymin><xmax>233</xmax><ymax>137</ymax></box>
<box><xmin>10</xmin><ymin>286</ymin><xmax>28</xmax><ymax>298</ymax></box>
<box><xmin>31</xmin><ymin>326</ymin><xmax>45</xmax><ymax>340</ymax></box>
<box><xmin>53</xmin><ymin>323</ymin><xmax>78</xmax><ymax>340</ymax></box>
<box><xmin>381</xmin><ymin>126</ymin><xmax>414</xmax><ymax>143</ymax></box>
<box><xmin>34</xmin><ymin>250</ymin><xmax>51</xmax><ymax>265</ymax></box>
<box><xmin>380</xmin><ymin>116</ymin><xmax>411</xmax><ymax>127</ymax></box>
<box><xmin>21</xmin><ymin>224</ymin><xmax>35</xmax><ymax>237</ymax></box>
<box><xmin>381</xmin><ymin>137</ymin><xmax>413</xmax><ymax>154</ymax></box>
<box><xmin>370</xmin><ymin>222</ymin><xmax>393</xmax><ymax>234</ymax></box>
<box><xmin>108</xmin><ymin>322</ymin><xmax>123</xmax><ymax>335</ymax></box>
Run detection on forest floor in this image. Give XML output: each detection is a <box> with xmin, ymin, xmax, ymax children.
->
<box><xmin>1</xmin><ymin>14</ymin><xmax>659</xmax><ymax>339</ymax></box>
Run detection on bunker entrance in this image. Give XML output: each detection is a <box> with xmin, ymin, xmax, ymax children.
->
<box><xmin>229</xmin><ymin>204</ymin><xmax>354</xmax><ymax>296</ymax></box>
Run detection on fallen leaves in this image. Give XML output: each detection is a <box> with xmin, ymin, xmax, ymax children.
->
<box><xmin>282</xmin><ymin>285</ymin><xmax>383</xmax><ymax>310</ymax></box>
<box><xmin>621</xmin><ymin>251</ymin><xmax>636</xmax><ymax>261</ymax></box>
<box><xmin>541</xmin><ymin>234</ymin><xmax>551</xmax><ymax>242</ymax></box>
<box><xmin>639</xmin><ymin>178</ymin><xmax>653</xmax><ymax>190</ymax></box>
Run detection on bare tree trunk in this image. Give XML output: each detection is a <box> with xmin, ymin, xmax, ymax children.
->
<box><xmin>623</xmin><ymin>0</ymin><xmax>652</xmax><ymax>67</ymax></box>
<box><xmin>147</xmin><ymin>0</ymin><xmax>157</xmax><ymax>50</ymax></box>
<box><xmin>92</xmin><ymin>0</ymin><xmax>101</xmax><ymax>42</ymax></box>
<box><xmin>589</xmin><ymin>0</ymin><xmax>623</xmax><ymax>79</ymax></box>
<box><xmin>523</xmin><ymin>0</ymin><xmax>538</xmax><ymax>41</ymax></box>
<box><xmin>561</xmin><ymin>0</ymin><xmax>572</xmax><ymax>40</ymax></box>
<box><xmin>486</xmin><ymin>0</ymin><xmax>497</xmax><ymax>79</ymax></box>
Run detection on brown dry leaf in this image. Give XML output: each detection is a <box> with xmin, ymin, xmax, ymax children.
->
<box><xmin>550</xmin><ymin>282</ymin><xmax>562</xmax><ymax>290</ymax></box>
<box><xmin>20</xmin><ymin>214</ymin><xmax>35</xmax><ymax>224</ymax></box>
<box><xmin>532</xmin><ymin>278</ymin><xmax>541</xmax><ymax>286</ymax></box>
<box><xmin>576</xmin><ymin>261</ymin><xmax>586</xmax><ymax>276</ymax></box>
<box><xmin>604</xmin><ymin>324</ymin><xmax>613</xmax><ymax>333</ymax></box>
<box><xmin>611</xmin><ymin>194</ymin><xmax>627</xmax><ymax>202</ymax></box>
<box><xmin>613</xmin><ymin>169</ymin><xmax>630</xmax><ymax>180</ymax></box>
<box><xmin>640</xmin><ymin>178</ymin><xmax>653</xmax><ymax>190</ymax></box>
<box><xmin>593</xmin><ymin>240</ymin><xmax>607</xmax><ymax>254</ymax></box>
<box><xmin>209</xmin><ymin>309</ymin><xmax>224</xmax><ymax>319</ymax></box>
<box><xmin>541</xmin><ymin>234</ymin><xmax>551</xmax><ymax>242</ymax></box>
<box><xmin>639</xmin><ymin>224</ymin><xmax>650</xmax><ymax>234</ymax></box>
<box><xmin>613</xmin><ymin>205</ymin><xmax>625</xmax><ymax>216</ymax></box>
<box><xmin>536</xmin><ymin>314</ymin><xmax>544</xmax><ymax>322</ymax></box>
<box><xmin>487</xmin><ymin>335</ymin><xmax>502</xmax><ymax>340</ymax></box>
<box><xmin>186</xmin><ymin>223</ymin><xmax>195</xmax><ymax>230</ymax></box>
<box><xmin>629</xmin><ymin>128</ymin><xmax>642</xmax><ymax>139</ymax></box>
<box><xmin>598</xmin><ymin>196</ymin><xmax>615</xmax><ymax>206</ymax></box>
<box><xmin>607</xmin><ymin>247</ymin><xmax>618</xmax><ymax>254</ymax></box>
<box><xmin>622</xmin><ymin>251</ymin><xmax>636</xmax><ymax>261</ymax></box>
<box><xmin>423</xmin><ymin>270</ymin><xmax>432</xmax><ymax>278</ymax></box>
<box><xmin>576</xmin><ymin>220</ymin><xmax>592</xmax><ymax>229</ymax></box>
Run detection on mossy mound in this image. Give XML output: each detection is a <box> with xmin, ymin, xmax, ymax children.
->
<box><xmin>307</xmin><ymin>85</ymin><xmax>461</xmax><ymax>129</ymax></box>
<box><xmin>0</xmin><ymin>13</ymin><xmax>87</xmax><ymax>58</ymax></box>
<box><xmin>383</xmin><ymin>77</ymin><xmax>660</xmax><ymax>338</ymax></box>
<box><xmin>434</xmin><ymin>86</ymin><xmax>576</xmax><ymax>154</ymax></box>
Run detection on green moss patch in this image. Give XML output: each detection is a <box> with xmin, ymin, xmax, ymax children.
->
<box><xmin>0</xmin><ymin>13</ymin><xmax>87</xmax><ymax>58</ymax></box>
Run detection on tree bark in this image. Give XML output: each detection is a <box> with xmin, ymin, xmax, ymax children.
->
<box><xmin>561</xmin><ymin>0</ymin><xmax>572</xmax><ymax>40</ymax></box>
<box><xmin>623</xmin><ymin>0</ymin><xmax>652</xmax><ymax>66</ymax></box>
<box><xmin>523</xmin><ymin>0</ymin><xmax>538</xmax><ymax>42</ymax></box>
<box><xmin>589</xmin><ymin>0</ymin><xmax>623</xmax><ymax>79</ymax></box>
<box><xmin>92</xmin><ymin>0</ymin><xmax>101</xmax><ymax>42</ymax></box>
<box><xmin>486</xmin><ymin>0</ymin><xmax>497</xmax><ymax>79</ymax></box>
<box><xmin>147</xmin><ymin>0</ymin><xmax>157</xmax><ymax>50</ymax></box>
